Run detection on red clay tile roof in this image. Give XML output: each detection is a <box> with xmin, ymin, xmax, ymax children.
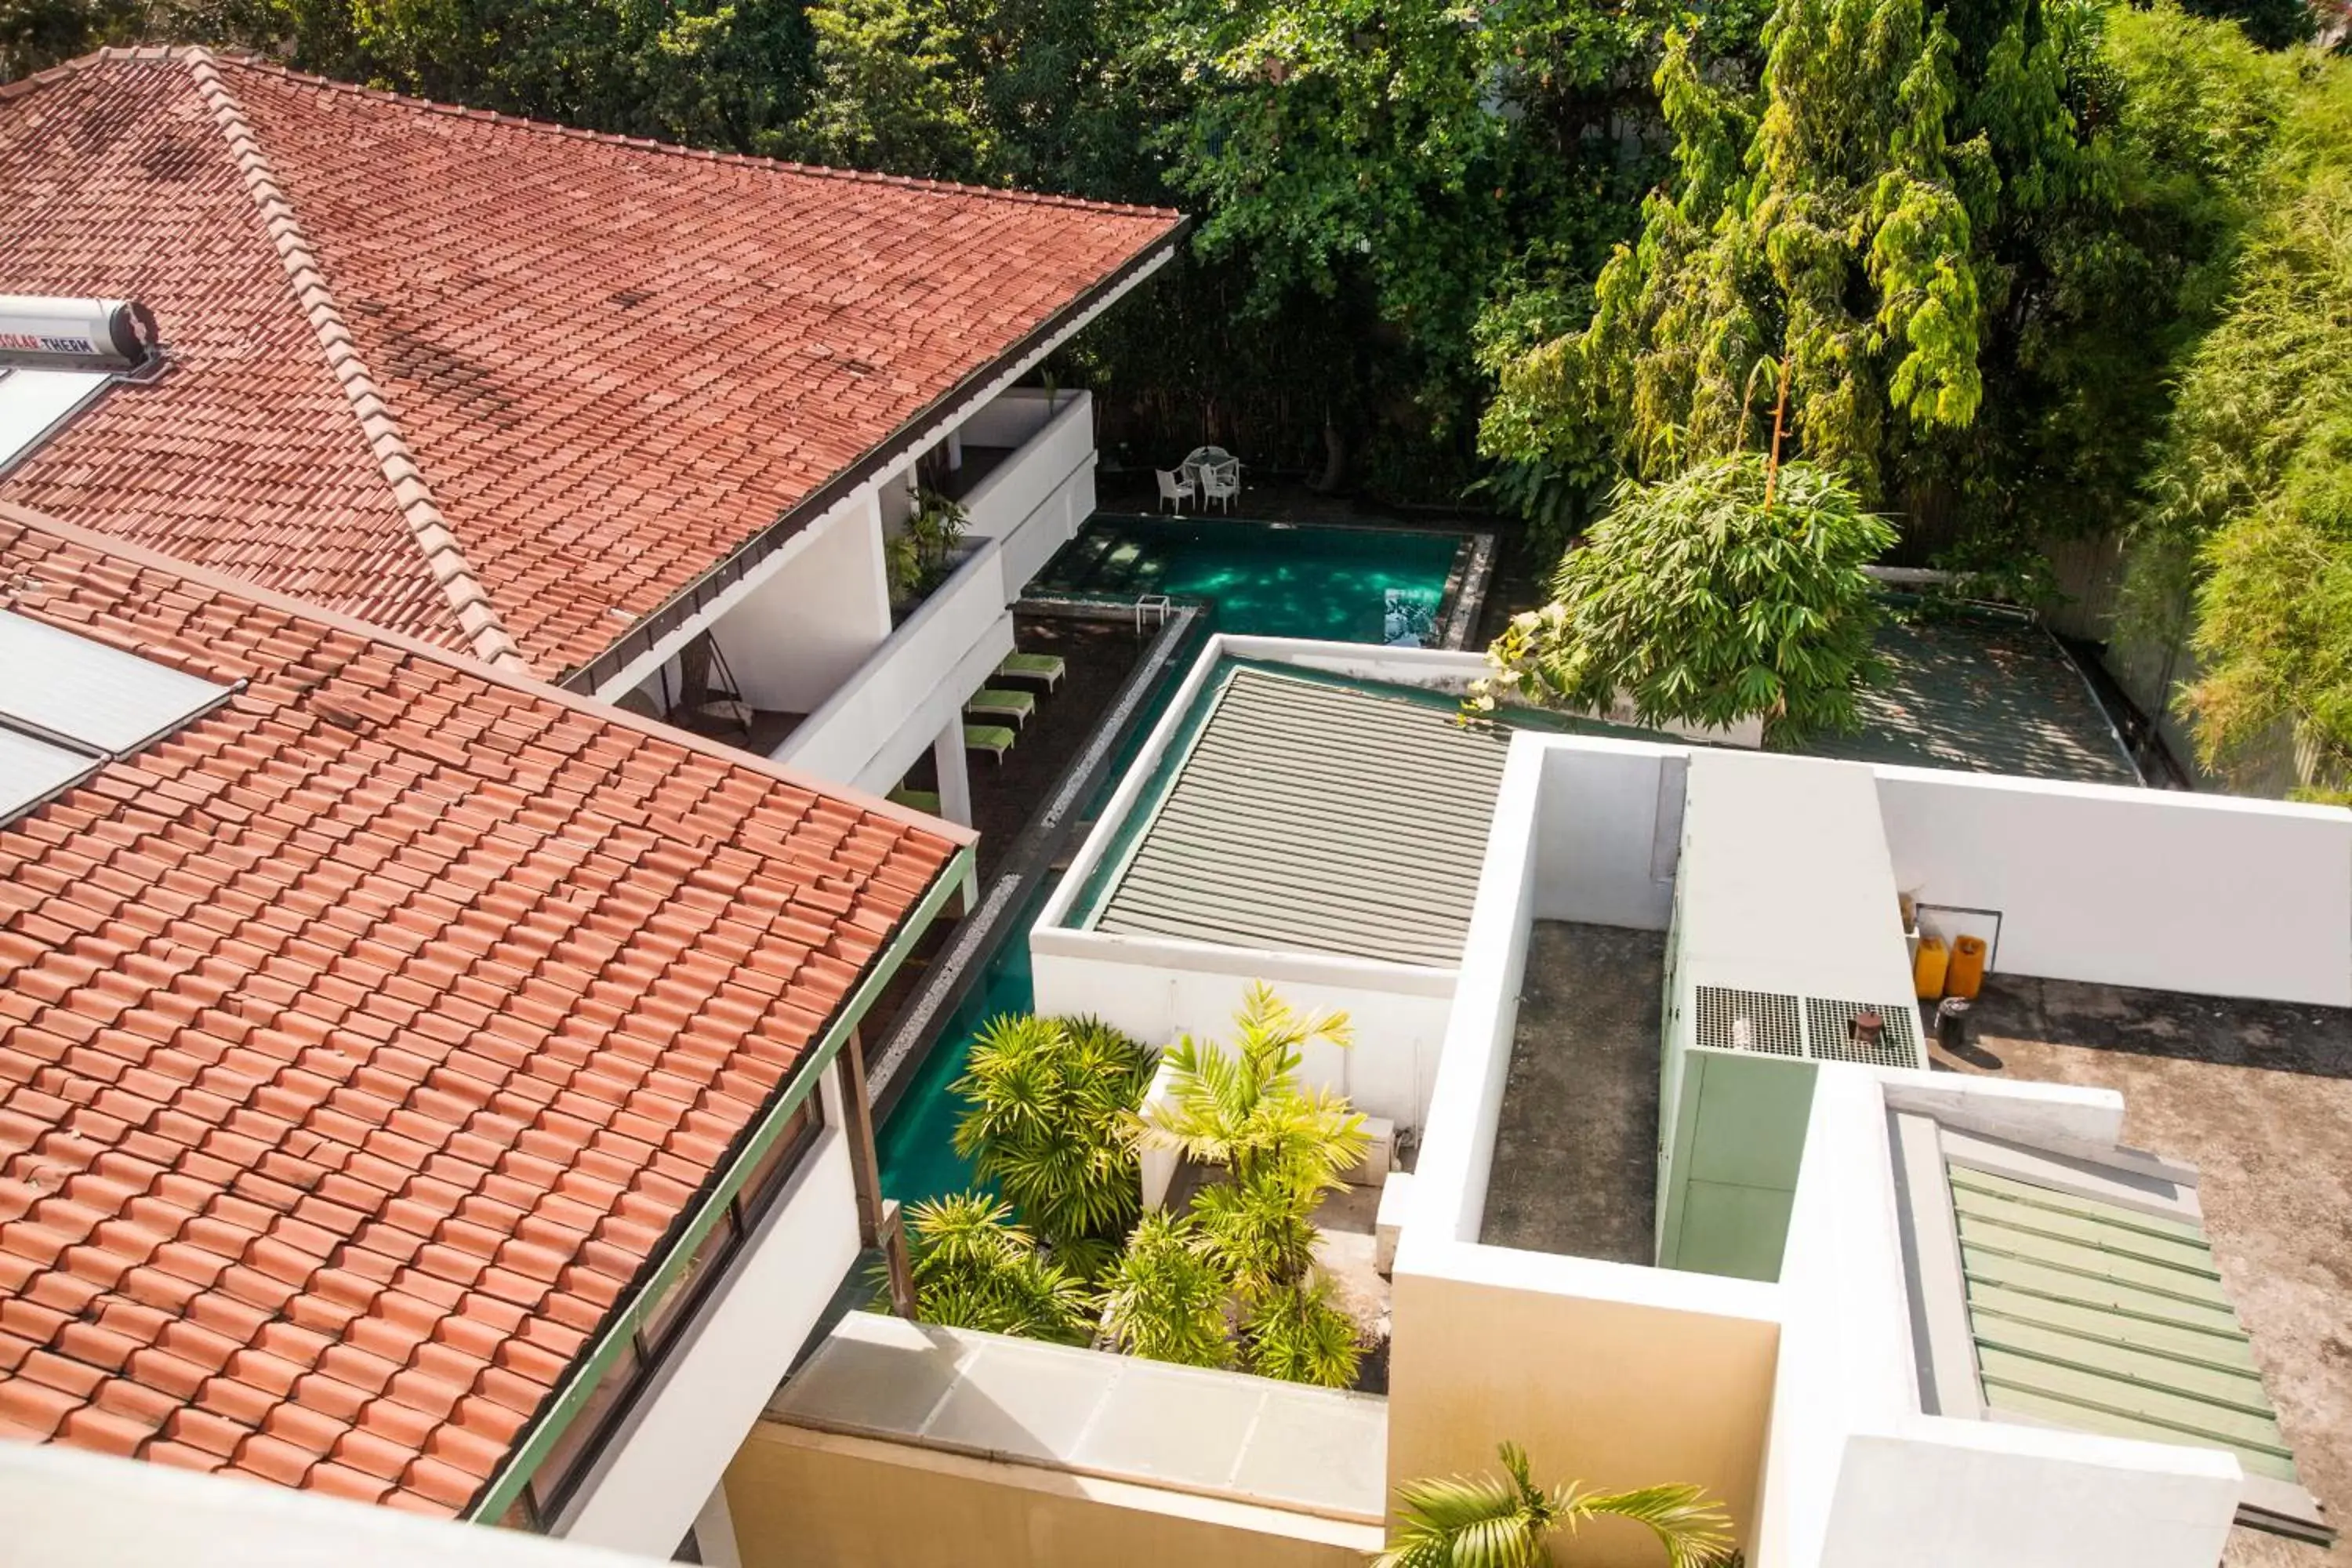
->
<box><xmin>0</xmin><ymin>48</ymin><xmax>1181</xmax><ymax>677</ymax></box>
<box><xmin>0</xmin><ymin>500</ymin><xmax>967</xmax><ymax>1513</ymax></box>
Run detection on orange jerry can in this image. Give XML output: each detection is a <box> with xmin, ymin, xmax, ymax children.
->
<box><xmin>1913</xmin><ymin>937</ymin><xmax>1950</xmax><ymax>1001</ymax></box>
<box><xmin>1947</xmin><ymin>935</ymin><xmax>1988</xmax><ymax>1000</ymax></box>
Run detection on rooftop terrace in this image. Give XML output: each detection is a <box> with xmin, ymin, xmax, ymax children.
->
<box><xmin>1478</xmin><ymin>922</ymin><xmax>1662</xmax><ymax>1265</ymax></box>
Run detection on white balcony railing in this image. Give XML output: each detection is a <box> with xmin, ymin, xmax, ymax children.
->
<box><xmin>770</xmin><ymin>387</ymin><xmax>1097</xmax><ymax>795</ymax></box>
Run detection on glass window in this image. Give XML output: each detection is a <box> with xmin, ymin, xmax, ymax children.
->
<box><xmin>635</xmin><ymin>1211</ymin><xmax>735</xmax><ymax>1354</ymax></box>
<box><xmin>735</xmin><ymin>1094</ymin><xmax>822</xmax><ymax>1225</ymax></box>
<box><xmin>527</xmin><ymin>1338</ymin><xmax>642</xmax><ymax>1519</ymax></box>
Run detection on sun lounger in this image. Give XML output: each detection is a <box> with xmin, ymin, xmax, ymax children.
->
<box><xmin>887</xmin><ymin>787</ymin><xmax>942</xmax><ymax>815</ymax></box>
<box><xmin>965</xmin><ymin>724</ymin><xmax>1015</xmax><ymax>764</ymax></box>
<box><xmin>996</xmin><ymin>652</ymin><xmax>1065</xmax><ymax>691</ymax></box>
<box><xmin>964</xmin><ymin>687</ymin><xmax>1036</xmax><ymax>728</ymax></box>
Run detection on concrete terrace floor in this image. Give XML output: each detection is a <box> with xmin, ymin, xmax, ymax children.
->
<box><xmin>1951</xmin><ymin>975</ymin><xmax>2352</xmax><ymax>1566</ymax></box>
<box><xmin>1479</xmin><ymin>922</ymin><xmax>1664</xmax><ymax>1264</ymax></box>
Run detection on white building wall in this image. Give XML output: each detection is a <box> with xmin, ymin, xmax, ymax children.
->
<box><xmin>713</xmin><ymin>494</ymin><xmax>891</xmax><ymax>715</ymax></box>
<box><xmin>1873</xmin><ymin>767</ymin><xmax>2352</xmax><ymax>1006</ymax></box>
<box><xmin>1029</xmin><ymin>932</ymin><xmax>1457</xmax><ymax>1130</ymax></box>
<box><xmin>1530</xmin><ymin>740</ymin><xmax>1686</xmax><ymax>931</ymax></box>
<box><xmin>2</xmin><ymin>1444</ymin><xmax>655</xmax><ymax>1568</ymax></box>
<box><xmin>562</xmin><ymin>1071</ymin><xmax>858</xmax><ymax>1558</ymax></box>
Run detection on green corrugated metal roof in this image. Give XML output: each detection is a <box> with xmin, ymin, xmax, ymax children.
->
<box><xmin>1952</xmin><ymin>1163</ymin><xmax>2306</xmax><ymax>1487</ymax></box>
<box><xmin>1091</xmin><ymin>664</ymin><xmax>1511</xmax><ymax>965</ymax></box>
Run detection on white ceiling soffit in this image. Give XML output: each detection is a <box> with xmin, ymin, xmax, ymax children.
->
<box><xmin>0</xmin><ymin>724</ymin><xmax>102</xmax><ymax>828</ymax></box>
<box><xmin>0</xmin><ymin>609</ymin><xmax>234</xmax><ymax>756</ymax></box>
<box><xmin>0</xmin><ymin>366</ymin><xmax>113</xmax><ymax>477</ymax></box>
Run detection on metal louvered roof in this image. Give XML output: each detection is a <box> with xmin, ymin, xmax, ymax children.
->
<box><xmin>1896</xmin><ymin>1113</ymin><xmax>2328</xmax><ymax>1542</ymax></box>
<box><xmin>1091</xmin><ymin>664</ymin><xmax>1511</xmax><ymax>966</ymax></box>
<box><xmin>1955</xmin><ymin>1164</ymin><xmax>2302</xmax><ymax>1478</ymax></box>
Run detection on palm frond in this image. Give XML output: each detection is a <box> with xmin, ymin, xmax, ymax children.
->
<box><xmin>1377</xmin><ymin>1446</ymin><xmax>1734</xmax><ymax>1568</ymax></box>
<box><xmin>1559</xmin><ymin>1481</ymin><xmax>1736</xmax><ymax>1568</ymax></box>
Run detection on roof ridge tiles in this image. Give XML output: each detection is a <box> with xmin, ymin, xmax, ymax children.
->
<box><xmin>9</xmin><ymin>45</ymin><xmax>1178</xmax><ymax>220</ymax></box>
<box><xmin>177</xmin><ymin>50</ymin><xmax>535</xmax><ymax>680</ymax></box>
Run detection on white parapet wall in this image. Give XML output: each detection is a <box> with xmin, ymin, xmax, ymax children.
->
<box><xmin>1873</xmin><ymin>766</ymin><xmax>2352</xmax><ymax>1006</ymax></box>
<box><xmin>1395</xmin><ymin>728</ymin><xmax>2256</xmax><ymax>1568</ymax></box>
<box><xmin>1388</xmin><ymin>731</ymin><xmax>1790</xmax><ymax>1566</ymax></box>
<box><xmin>770</xmin><ymin>389</ymin><xmax>1098</xmax><ymax>796</ymax></box>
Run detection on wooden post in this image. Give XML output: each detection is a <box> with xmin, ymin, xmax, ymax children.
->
<box><xmin>837</xmin><ymin>1030</ymin><xmax>916</xmax><ymax>1319</ymax></box>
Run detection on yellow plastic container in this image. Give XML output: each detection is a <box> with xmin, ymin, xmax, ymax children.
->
<box><xmin>1947</xmin><ymin>935</ymin><xmax>1988</xmax><ymax>1000</ymax></box>
<box><xmin>1913</xmin><ymin>936</ymin><xmax>1950</xmax><ymax>1001</ymax></box>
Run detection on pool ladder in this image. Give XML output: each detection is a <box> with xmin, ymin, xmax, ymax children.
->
<box><xmin>1134</xmin><ymin>593</ymin><xmax>1173</xmax><ymax>633</ymax></box>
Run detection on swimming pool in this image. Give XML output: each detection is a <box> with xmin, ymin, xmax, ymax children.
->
<box><xmin>1028</xmin><ymin>514</ymin><xmax>1465</xmax><ymax>645</ymax></box>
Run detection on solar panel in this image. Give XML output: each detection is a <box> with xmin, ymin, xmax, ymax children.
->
<box><xmin>0</xmin><ymin>365</ymin><xmax>112</xmax><ymax>475</ymax></box>
<box><xmin>0</xmin><ymin>724</ymin><xmax>100</xmax><ymax>827</ymax></box>
<box><xmin>0</xmin><ymin>609</ymin><xmax>232</xmax><ymax>754</ymax></box>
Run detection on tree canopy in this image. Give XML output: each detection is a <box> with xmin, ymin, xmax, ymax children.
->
<box><xmin>2132</xmin><ymin>64</ymin><xmax>2352</xmax><ymax>793</ymax></box>
<box><xmin>1472</xmin><ymin>453</ymin><xmax>1896</xmax><ymax>742</ymax></box>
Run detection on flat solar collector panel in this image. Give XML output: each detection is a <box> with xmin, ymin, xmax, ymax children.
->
<box><xmin>0</xmin><ymin>723</ymin><xmax>100</xmax><ymax>826</ymax></box>
<box><xmin>0</xmin><ymin>608</ymin><xmax>231</xmax><ymax>754</ymax></box>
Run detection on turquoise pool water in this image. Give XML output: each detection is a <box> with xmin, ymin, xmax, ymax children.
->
<box><xmin>1029</xmin><ymin>514</ymin><xmax>1461</xmax><ymax>644</ymax></box>
<box><xmin>877</xmin><ymin>514</ymin><xmax>1468</xmax><ymax>1210</ymax></box>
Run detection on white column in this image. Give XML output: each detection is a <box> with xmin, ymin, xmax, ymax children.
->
<box><xmin>932</xmin><ymin>720</ymin><xmax>973</xmax><ymax>829</ymax></box>
<box><xmin>946</xmin><ymin>428</ymin><xmax>964</xmax><ymax>471</ymax></box>
<box><xmin>691</xmin><ymin>1484</ymin><xmax>742</xmax><ymax>1568</ymax></box>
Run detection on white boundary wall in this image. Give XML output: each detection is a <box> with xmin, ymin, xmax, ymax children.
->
<box><xmin>1874</xmin><ymin>768</ymin><xmax>2352</xmax><ymax>1006</ymax></box>
<box><xmin>562</xmin><ymin>1072</ymin><xmax>858</xmax><ymax>1558</ymax></box>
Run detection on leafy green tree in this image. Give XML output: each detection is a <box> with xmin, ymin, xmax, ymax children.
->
<box><xmin>1098</xmin><ymin>1211</ymin><xmax>1233</xmax><ymax>1367</ymax></box>
<box><xmin>791</xmin><ymin>0</ymin><xmax>996</xmax><ymax>179</ymax></box>
<box><xmin>3</xmin><ymin>0</ymin><xmax>138</xmax><ymax>79</ymax></box>
<box><xmin>1486</xmin><ymin>0</ymin><xmax>2108</xmax><ymax>506</ymax></box>
<box><xmin>1240</xmin><ymin>1271</ymin><xmax>1360</xmax><ymax>1388</ymax></box>
<box><xmin>899</xmin><ymin>1192</ymin><xmax>1095</xmax><ymax>1342</ymax></box>
<box><xmin>1376</xmin><ymin>1443</ymin><xmax>1734</xmax><ymax>1568</ymax></box>
<box><xmin>2132</xmin><ymin>60</ymin><xmax>2352</xmax><ymax>794</ymax></box>
<box><xmin>1131</xmin><ymin>983</ymin><xmax>1369</xmax><ymax>1388</ymax></box>
<box><xmin>1469</xmin><ymin>453</ymin><xmax>1895</xmax><ymax>743</ymax></box>
<box><xmin>952</xmin><ymin>1011</ymin><xmax>1156</xmax><ymax>1268</ymax></box>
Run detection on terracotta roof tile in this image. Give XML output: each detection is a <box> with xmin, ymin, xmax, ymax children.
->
<box><xmin>0</xmin><ymin>48</ymin><xmax>1181</xmax><ymax>677</ymax></box>
<box><xmin>0</xmin><ymin>506</ymin><xmax>964</xmax><ymax>1513</ymax></box>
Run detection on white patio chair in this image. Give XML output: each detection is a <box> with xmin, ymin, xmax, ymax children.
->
<box><xmin>1199</xmin><ymin>459</ymin><xmax>1240</xmax><ymax>514</ymax></box>
<box><xmin>1156</xmin><ymin>467</ymin><xmax>1196</xmax><ymax>514</ymax></box>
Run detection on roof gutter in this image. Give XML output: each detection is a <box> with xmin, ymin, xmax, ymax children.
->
<box><xmin>565</xmin><ymin>217</ymin><xmax>1192</xmax><ymax>696</ymax></box>
<box><xmin>462</xmin><ymin>838</ymin><xmax>977</xmax><ymax>1526</ymax></box>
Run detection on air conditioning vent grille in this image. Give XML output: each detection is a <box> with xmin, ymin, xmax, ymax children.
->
<box><xmin>1690</xmin><ymin>986</ymin><xmax>1926</xmax><ymax>1069</ymax></box>
<box><xmin>1694</xmin><ymin>986</ymin><xmax>1803</xmax><ymax>1056</ymax></box>
<box><xmin>1804</xmin><ymin>996</ymin><xmax>1922</xmax><ymax>1068</ymax></box>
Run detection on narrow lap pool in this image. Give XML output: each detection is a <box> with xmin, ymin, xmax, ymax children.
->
<box><xmin>876</xmin><ymin>514</ymin><xmax>1478</xmax><ymax>1209</ymax></box>
<box><xmin>1029</xmin><ymin>514</ymin><xmax>1464</xmax><ymax>644</ymax></box>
